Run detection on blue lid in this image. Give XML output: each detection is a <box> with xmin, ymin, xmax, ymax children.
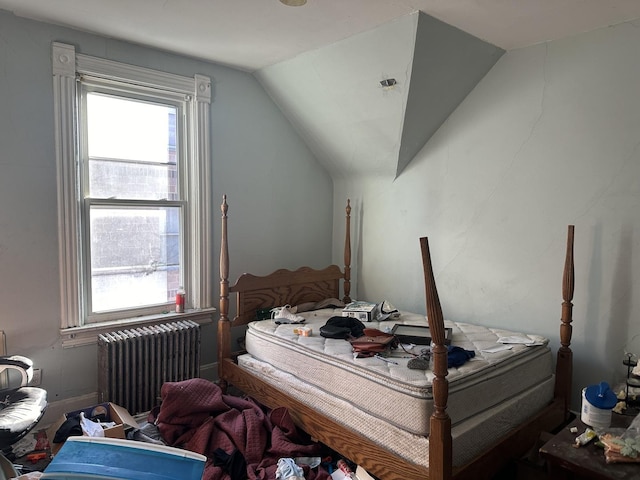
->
<box><xmin>585</xmin><ymin>381</ymin><xmax>618</xmax><ymax>409</ymax></box>
<box><xmin>42</xmin><ymin>437</ymin><xmax>206</xmax><ymax>480</ymax></box>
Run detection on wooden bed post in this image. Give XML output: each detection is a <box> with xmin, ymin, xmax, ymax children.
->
<box><xmin>218</xmin><ymin>195</ymin><xmax>230</xmax><ymax>391</ymax></box>
<box><xmin>555</xmin><ymin>225</ymin><xmax>574</xmax><ymax>418</ymax></box>
<box><xmin>420</xmin><ymin>237</ymin><xmax>452</xmax><ymax>480</ymax></box>
<box><xmin>343</xmin><ymin>199</ymin><xmax>352</xmax><ymax>303</ymax></box>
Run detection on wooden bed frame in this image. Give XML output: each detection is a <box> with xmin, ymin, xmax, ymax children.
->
<box><xmin>218</xmin><ymin>195</ymin><xmax>575</xmax><ymax>480</ymax></box>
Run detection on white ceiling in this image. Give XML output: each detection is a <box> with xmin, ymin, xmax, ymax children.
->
<box><xmin>1</xmin><ymin>0</ymin><xmax>640</xmax><ymax>72</ymax></box>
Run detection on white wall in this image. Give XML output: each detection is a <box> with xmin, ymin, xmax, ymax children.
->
<box><xmin>334</xmin><ymin>19</ymin><xmax>640</xmax><ymax>411</ymax></box>
<box><xmin>0</xmin><ymin>9</ymin><xmax>333</xmax><ymax>416</ymax></box>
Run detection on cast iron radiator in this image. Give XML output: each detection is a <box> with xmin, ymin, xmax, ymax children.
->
<box><xmin>97</xmin><ymin>320</ymin><xmax>201</xmax><ymax>414</ymax></box>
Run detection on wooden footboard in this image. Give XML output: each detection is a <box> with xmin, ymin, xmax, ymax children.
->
<box><xmin>218</xmin><ymin>193</ymin><xmax>575</xmax><ymax>480</ymax></box>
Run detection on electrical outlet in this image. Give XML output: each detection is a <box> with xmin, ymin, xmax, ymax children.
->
<box><xmin>29</xmin><ymin>368</ymin><xmax>42</xmax><ymax>387</ymax></box>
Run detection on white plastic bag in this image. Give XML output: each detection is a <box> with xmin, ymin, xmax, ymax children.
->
<box><xmin>601</xmin><ymin>413</ymin><xmax>640</xmax><ymax>463</ymax></box>
<box><xmin>79</xmin><ymin>412</ymin><xmax>105</xmax><ymax>438</ymax></box>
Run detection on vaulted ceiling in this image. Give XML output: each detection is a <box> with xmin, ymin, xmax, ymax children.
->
<box><xmin>255</xmin><ymin>12</ymin><xmax>504</xmax><ymax>178</ymax></box>
<box><xmin>2</xmin><ymin>1</ymin><xmax>640</xmax><ymax>177</ymax></box>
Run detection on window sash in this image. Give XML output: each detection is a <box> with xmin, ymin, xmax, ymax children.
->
<box><xmin>79</xmin><ymin>74</ymin><xmax>192</xmax><ymax>323</ymax></box>
<box><xmin>83</xmin><ymin>199</ymin><xmax>186</xmax><ymax>323</ymax></box>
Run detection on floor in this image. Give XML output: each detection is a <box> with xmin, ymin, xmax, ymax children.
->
<box><xmin>491</xmin><ymin>431</ymin><xmax>553</xmax><ymax>480</ymax></box>
<box><xmin>493</xmin><ymin>460</ymin><xmax>548</xmax><ymax>480</ymax></box>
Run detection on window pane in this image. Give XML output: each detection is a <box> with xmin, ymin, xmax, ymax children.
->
<box><xmin>89</xmin><ymin>160</ymin><xmax>178</xmax><ymax>201</ymax></box>
<box><xmin>87</xmin><ymin>93</ymin><xmax>178</xmax><ymax>200</ymax></box>
<box><xmin>89</xmin><ymin>206</ymin><xmax>181</xmax><ymax>313</ymax></box>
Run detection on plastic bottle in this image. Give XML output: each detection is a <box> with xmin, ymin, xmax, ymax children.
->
<box><xmin>176</xmin><ymin>286</ymin><xmax>186</xmax><ymax>313</ymax></box>
<box><xmin>337</xmin><ymin>459</ymin><xmax>354</xmax><ymax>479</ymax></box>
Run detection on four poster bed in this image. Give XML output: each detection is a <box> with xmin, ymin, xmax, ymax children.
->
<box><xmin>217</xmin><ymin>195</ymin><xmax>575</xmax><ymax>480</ymax></box>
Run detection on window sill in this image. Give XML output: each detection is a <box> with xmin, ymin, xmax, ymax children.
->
<box><xmin>60</xmin><ymin>308</ymin><xmax>216</xmax><ymax>348</ymax></box>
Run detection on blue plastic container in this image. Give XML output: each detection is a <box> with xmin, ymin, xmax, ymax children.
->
<box><xmin>42</xmin><ymin>437</ymin><xmax>206</xmax><ymax>480</ymax></box>
<box><xmin>581</xmin><ymin>381</ymin><xmax>618</xmax><ymax>429</ymax></box>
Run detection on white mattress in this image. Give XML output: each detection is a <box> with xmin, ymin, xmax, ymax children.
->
<box><xmin>245</xmin><ymin>308</ymin><xmax>554</xmax><ymax>437</ymax></box>
<box><xmin>238</xmin><ymin>353</ymin><xmax>555</xmax><ymax>467</ymax></box>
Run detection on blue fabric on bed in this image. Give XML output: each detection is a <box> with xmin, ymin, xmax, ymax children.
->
<box><xmin>447</xmin><ymin>345</ymin><xmax>475</xmax><ymax>368</ymax></box>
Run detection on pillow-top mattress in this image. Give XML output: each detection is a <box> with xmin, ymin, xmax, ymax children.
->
<box><xmin>238</xmin><ymin>353</ymin><xmax>555</xmax><ymax>467</ymax></box>
<box><xmin>245</xmin><ymin>308</ymin><xmax>553</xmax><ymax>436</ymax></box>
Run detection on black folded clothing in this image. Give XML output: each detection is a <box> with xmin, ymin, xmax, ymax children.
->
<box><xmin>319</xmin><ymin>316</ymin><xmax>365</xmax><ymax>339</ymax></box>
<box><xmin>52</xmin><ymin>415</ymin><xmax>82</xmax><ymax>444</ymax></box>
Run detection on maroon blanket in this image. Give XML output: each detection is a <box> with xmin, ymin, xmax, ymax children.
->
<box><xmin>150</xmin><ymin>378</ymin><xmax>331</xmax><ymax>480</ymax></box>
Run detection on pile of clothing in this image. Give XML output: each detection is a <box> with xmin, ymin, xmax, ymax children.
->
<box><xmin>150</xmin><ymin>378</ymin><xmax>331</xmax><ymax>480</ymax></box>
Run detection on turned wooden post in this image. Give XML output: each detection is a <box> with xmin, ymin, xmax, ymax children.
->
<box><xmin>218</xmin><ymin>195</ymin><xmax>230</xmax><ymax>392</ymax></box>
<box><xmin>555</xmin><ymin>225</ymin><xmax>574</xmax><ymax>418</ymax></box>
<box><xmin>420</xmin><ymin>237</ymin><xmax>452</xmax><ymax>480</ymax></box>
<box><xmin>343</xmin><ymin>199</ymin><xmax>352</xmax><ymax>303</ymax></box>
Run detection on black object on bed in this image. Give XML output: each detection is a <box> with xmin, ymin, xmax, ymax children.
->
<box><xmin>319</xmin><ymin>316</ymin><xmax>366</xmax><ymax>339</ymax></box>
<box><xmin>391</xmin><ymin>324</ymin><xmax>453</xmax><ymax>345</ymax></box>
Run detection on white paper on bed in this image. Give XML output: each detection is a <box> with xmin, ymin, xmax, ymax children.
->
<box><xmin>497</xmin><ymin>334</ymin><xmax>546</xmax><ymax>346</ymax></box>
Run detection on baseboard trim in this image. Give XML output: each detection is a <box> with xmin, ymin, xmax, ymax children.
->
<box><xmin>200</xmin><ymin>361</ymin><xmax>217</xmax><ymax>382</ymax></box>
<box><xmin>37</xmin><ymin>362</ymin><xmax>218</xmax><ymax>430</ymax></box>
<box><xmin>39</xmin><ymin>392</ymin><xmax>98</xmax><ymax>428</ymax></box>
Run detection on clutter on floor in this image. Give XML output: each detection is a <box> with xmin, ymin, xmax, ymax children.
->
<box><xmin>5</xmin><ymin>381</ymin><xmax>378</xmax><ymax>480</ymax></box>
<box><xmin>0</xmin><ymin>355</ymin><xmax>48</xmax><ymax>480</ymax></box>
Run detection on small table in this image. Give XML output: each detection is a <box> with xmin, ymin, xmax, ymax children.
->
<box><xmin>539</xmin><ymin>415</ymin><xmax>639</xmax><ymax>479</ymax></box>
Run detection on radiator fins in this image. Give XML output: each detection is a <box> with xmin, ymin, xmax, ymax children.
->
<box><xmin>97</xmin><ymin>320</ymin><xmax>201</xmax><ymax>415</ymax></box>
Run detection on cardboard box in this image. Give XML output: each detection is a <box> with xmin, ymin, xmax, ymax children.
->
<box><xmin>341</xmin><ymin>301</ymin><xmax>381</xmax><ymax>322</ymax></box>
<box><xmin>46</xmin><ymin>402</ymin><xmax>139</xmax><ymax>455</ymax></box>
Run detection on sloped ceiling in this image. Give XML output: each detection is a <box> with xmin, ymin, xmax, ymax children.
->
<box><xmin>256</xmin><ymin>12</ymin><xmax>504</xmax><ymax>178</ymax></box>
<box><xmin>4</xmin><ymin>2</ymin><xmax>636</xmax><ymax>178</ymax></box>
<box><xmin>398</xmin><ymin>13</ymin><xmax>504</xmax><ymax>177</ymax></box>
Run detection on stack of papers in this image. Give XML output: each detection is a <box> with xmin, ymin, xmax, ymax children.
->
<box><xmin>481</xmin><ymin>334</ymin><xmax>545</xmax><ymax>353</ymax></box>
<box><xmin>481</xmin><ymin>344</ymin><xmax>513</xmax><ymax>353</ymax></box>
<box><xmin>497</xmin><ymin>334</ymin><xmax>545</xmax><ymax>346</ymax></box>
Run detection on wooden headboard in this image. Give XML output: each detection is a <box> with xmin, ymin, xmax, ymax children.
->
<box><xmin>218</xmin><ymin>196</ymin><xmax>353</xmax><ymax>365</ymax></box>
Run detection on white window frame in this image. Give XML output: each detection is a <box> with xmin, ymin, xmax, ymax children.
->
<box><xmin>52</xmin><ymin>42</ymin><xmax>214</xmax><ymax>347</ymax></box>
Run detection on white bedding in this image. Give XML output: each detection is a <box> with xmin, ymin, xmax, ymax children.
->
<box><xmin>245</xmin><ymin>308</ymin><xmax>554</xmax><ymax>437</ymax></box>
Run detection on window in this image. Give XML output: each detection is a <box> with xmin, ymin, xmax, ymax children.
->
<box><xmin>52</xmin><ymin>43</ymin><xmax>213</xmax><ymax>343</ymax></box>
<box><xmin>83</xmin><ymin>93</ymin><xmax>182</xmax><ymax>318</ymax></box>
